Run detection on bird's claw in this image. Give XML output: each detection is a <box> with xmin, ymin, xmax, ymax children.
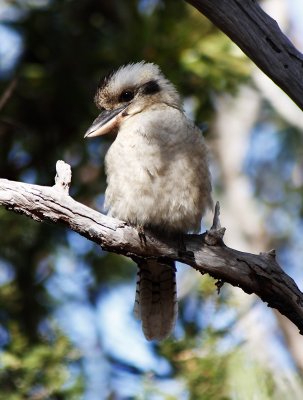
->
<box><xmin>177</xmin><ymin>233</ymin><xmax>186</xmax><ymax>252</ymax></box>
<box><xmin>137</xmin><ymin>225</ymin><xmax>147</xmax><ymax>246</ymax></box>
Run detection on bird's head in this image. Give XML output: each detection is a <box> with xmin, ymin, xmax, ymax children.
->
<box><xmin>84</xmin><ymin>61</ymin><xmax>181</xmax><ymax>138</ymax></box>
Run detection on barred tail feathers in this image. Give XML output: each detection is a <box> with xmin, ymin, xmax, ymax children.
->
<box><xmin>134</xmin><ymin>260</ymin><xmax>177</xmax><ymax>341</ymax></box>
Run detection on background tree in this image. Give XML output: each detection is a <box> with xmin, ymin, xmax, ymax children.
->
<box><xmin>0</xmin><ymin>0</ymin><xmax>303</xmax><ymax>399</ymax></box>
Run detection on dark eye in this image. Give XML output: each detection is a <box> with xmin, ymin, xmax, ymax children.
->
<box><xmin>119</xmin><ymin>90</ymin><xmax>134</xmax><ymax>102</ymax></box>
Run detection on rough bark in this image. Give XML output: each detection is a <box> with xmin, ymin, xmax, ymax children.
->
<box><xmin>0</xmin><ymin>161</ymin><xmax>303</xmax><ymax>334</ymax></box>
<box><xmin>185</xmin><ymin>0</ymin><xmax>303</xmax><ymax>111</ymax></box>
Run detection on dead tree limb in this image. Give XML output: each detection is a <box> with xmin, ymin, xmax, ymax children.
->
<box><xmin>0</xmin><ymin>161</ymin><xmax>303</xmax><ymax>333</ymax></box>
<box><xmin>185</xmin><ymin>0</ymin><xmax>303</xmax><ymax>111</ymax></box>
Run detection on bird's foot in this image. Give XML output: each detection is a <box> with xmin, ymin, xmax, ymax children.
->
<box><xmin>177</xmin><ymin>233</ymin><xmax>193</xmax><ymax>259</ymax></box>
<box><xmin>177</xmin><ymin>233</ymin><xmax>186</xmax><ymax>252</ymax></box>
<box><xmin>137</xmin><ymin>225</ymin><xmax>147</xmax><ymax>246</ymax></box>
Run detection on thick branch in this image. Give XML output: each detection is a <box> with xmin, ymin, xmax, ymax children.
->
<box><xmin>185</xmin><ymin>0</ymin><xmax>303</xmax><ymax>111</ymax></box>
<box><xmin>1</xmin><ymin>161</ymin><xmax>303</xmax><ymax>333</ymax></box>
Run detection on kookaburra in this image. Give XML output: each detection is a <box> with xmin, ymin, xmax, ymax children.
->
<box><xmin>85</xmin><ymin>61</ymin><xmax>212</xmax><ymax>340</ymax></box>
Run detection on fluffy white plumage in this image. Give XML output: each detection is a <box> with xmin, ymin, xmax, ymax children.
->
<box><xmin>85</xmin><ymin>61</ymin><xmax>212</xmax><ymax>340</ymax></box>
<box><xmin>105</xmin><ymin>105</ymin><xmax>212</xmax><ymax>232</ymax></box>
<box><xmin>95</xmin><ymin>61</ymin><xmax>180</xmax><ymax>110</ymax></box>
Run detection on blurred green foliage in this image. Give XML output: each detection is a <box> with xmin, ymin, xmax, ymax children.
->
<box><xmin>0</xmin><ymin>322</ymin><xmax>82</xmax><ymax>399</ymax></box>
<box><xmin>159</xmin><ymin>329</ymin><xmax>231</xmax><ymax>400</ymax></box>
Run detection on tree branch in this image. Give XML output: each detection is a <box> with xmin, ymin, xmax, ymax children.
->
<box><xmin>0</xmin><ymin>78</ymin><xmax>18</xmax><ymax>112</ymax></box>
<box><xmin>185</xmin><ymin>0</ymin><xmax>303</xmax><ymax>111</ymax></box>
<box><xmin>1</xmin><ymin>161</ymin><xmax>303</xmax><ymax>333</ymax></box>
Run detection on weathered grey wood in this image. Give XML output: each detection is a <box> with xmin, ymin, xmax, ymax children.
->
<box><xmin>185</xmin><ymin>0</ymin><xmax>303</xmax><ymax>111</ymax></box>
<box><xmin>0</xmin><ymin>161</ymin><xmax>303</xmax><ymax>333</ymax></box>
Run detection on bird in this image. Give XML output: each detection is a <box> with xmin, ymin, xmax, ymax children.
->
<box><xmin>84</xmin><ymin>61</ymin><xmax>212</xmax><ymax>340</ymax></box>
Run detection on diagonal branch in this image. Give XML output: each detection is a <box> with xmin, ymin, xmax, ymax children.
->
<box><xmin>0</xmin><ymin>78</ymin><xmax>18</xmax><ymax>112</ymax></box>
<box><xmin>1</xmin><ymin>161</ymin><xmax>303</xmax><ymax>333</ymax></box>
<box><xmin>185</xmin><ymin>0</ymin><xmax>303</xmax><ymax>111</ymax></box>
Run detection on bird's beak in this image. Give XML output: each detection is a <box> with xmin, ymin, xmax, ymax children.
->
<box><xmin>84</xmin><ymin>104</ymin><xmax>128</xmax><ymax>138</ymax></box>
